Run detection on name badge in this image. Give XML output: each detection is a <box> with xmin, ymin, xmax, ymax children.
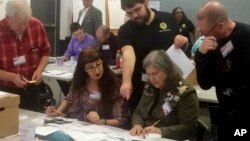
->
<box><xmin>220</xmin><ymin>40</ymin><xmax>234</xmax><ymax>58</ymax></box>
<box><xmin>89</xmin><ymin>92</ymin><xmax>101</xmax><ymax>100</ymax></box>
<box><xmin>102</xmin><ymin>45</ymin><xmax>110</xmax><ymax>50</ymax></box>
<box><xmin>13</xmin><ymin>55</ymin><xmax>26</xmax><ymax>66</ymax></box>
<box><xmin>141</xmin><ymin>73</ymin><xmax>148</xmax><ymax>82</ymax></box>
<box><xmin>162</xmin><ymin>101</ymin><xmax>172</xmax><ymax>116</ymax></box>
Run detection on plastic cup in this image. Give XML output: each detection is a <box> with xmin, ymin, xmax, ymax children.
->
<box><xmin>56</xmin><ymin>57</ymin><xmax>64</xmax><ymax>66</ymax></box>
<box><xmin>146</xmin><ymin>133</ymin><xmax>161</xmax><ymax>140</ymax></box>
<box><xmin>19</xmin><ymin>124</ymin><xmax>36</xmax><ymax>141</ymax></box>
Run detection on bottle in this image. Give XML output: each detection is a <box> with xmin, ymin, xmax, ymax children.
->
<box><xmin>115</xmin><ymin>49</ymin><xmax>121</xmax><ymax>68</ymax></box>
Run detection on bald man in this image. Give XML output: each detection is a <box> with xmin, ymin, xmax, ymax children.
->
<box><xmin>96</xmin><ymin>25</ymin><xmax>120</xmax><ymax>65</ymax></box>
<box><xmin>195</xmin><ymin>1</ymin><xmax>250</xmax><ymax>140</ymax></box>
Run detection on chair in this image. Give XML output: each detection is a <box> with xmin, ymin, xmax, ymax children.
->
<box><xmin>194</xmin><ymin>119</ymin><xmax>211</xmax><ymax>141</ymax></box>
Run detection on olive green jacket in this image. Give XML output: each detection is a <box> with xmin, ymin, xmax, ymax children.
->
<box><xmin>132</xmin><ymin>82</ymin><xmax>199</xmax><ymax>140</ymax></box>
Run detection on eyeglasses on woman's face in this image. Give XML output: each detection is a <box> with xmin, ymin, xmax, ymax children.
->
<box><xmin>85</xmin><ymin>59</ymin><xmax>103</xmax><ymax>72</ymax></box>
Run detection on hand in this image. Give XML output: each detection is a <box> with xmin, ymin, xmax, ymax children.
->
<box><xmin>174</xmin><ymin>35</ymin><xmax>188</xmax><ymax>48</ymax></box>
<box><xmin>45</xmin><ymin>106</ymin><xmax>60</xmax><ymax>117</ymax></box>
<box><xmin>120</xmin><ymin>81</ymin><xmax>133</xmax><ymax>100</ymax></box>
<box><xmin>142</xmin><ymin>126</ymin><xmax>161</xmax><ymax>137</ymax></box>
<box><xmin>86</xmin><ymin>111</ymin><xmax>101</xmax><ymax>124</ymax></box>
<box><xmin>198</xmin><ymin>36</ymin><xmax>218</xmax><ymax>54</ymax></box>
<box><xmin>129</xmin><ymin>125</ymin><xmax>143</xmax><ymax>136</ymax></box>
<box><xmin>32</xmin><ymin>70</ymin><xmax>42</xmax><ymax>84</ymax></box>
<box><xmin>62</xmin><ymin>56</ymin><xmax>68</xmax><ymax>62</ymax></box>
<box><xmin>13</xmin><ymin>74</ymin><xmax>28</xmax><ymax>88</ymax></box>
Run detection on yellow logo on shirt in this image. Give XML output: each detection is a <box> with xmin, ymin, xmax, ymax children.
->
<box><xmin>160</xmin><ymin>22</ymin><xmax>168</xmax><ymax>30</ymax></box>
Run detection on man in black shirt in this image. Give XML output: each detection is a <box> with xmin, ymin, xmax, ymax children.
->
<box><xmin>118</xmin><ymin>0</ymin><xmax>188</xmax><ymax>114</ymax></box>
<box><xmin>96</xmin><ymin>25</ymin><xmax>120</xmax><ymax>65</ymax></box>
<box><xmin>195</xmin><ymin>1</ymin><xmax>250</xmax><ymax>140</ymax></box>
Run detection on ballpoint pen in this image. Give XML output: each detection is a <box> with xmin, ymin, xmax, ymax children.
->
<box><xmin>151</xmin><ymin>120</ymin><xmax>160</xmax><ymax>127</ymax></box>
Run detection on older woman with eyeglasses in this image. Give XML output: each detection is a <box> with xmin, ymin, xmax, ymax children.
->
<box><xmin>46</xmin><ymin>47</ymin><xmax>129</xmax><ymax>129</ymax></box>
<box><xmin>130</xmin><ymin>50</ymin><xmax>199</xmax><ymax>140</ymax></box>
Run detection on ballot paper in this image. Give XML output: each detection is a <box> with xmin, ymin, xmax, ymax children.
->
<box><xmin>166</xmin><ymin>44</ymin><xmax>195</xmax><ymax>79</ymax></box>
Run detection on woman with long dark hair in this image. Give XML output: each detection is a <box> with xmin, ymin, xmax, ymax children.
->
<box><xmin>46</xmin><ymin>47</ymin><xmax>129</xmax><ymax>128</ymax></box>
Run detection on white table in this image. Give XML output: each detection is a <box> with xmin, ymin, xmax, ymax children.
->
<box><xmin>0</xmin><ymin>109</ymin><xmax>176</xmax><ymax>141</ymax></box>
<box><xmin>194</xmin><ymin>85</ymin><xmax>218</xmax><ymax>104</ymax></box>
<box><xmin>42</xmin><ymin>62</ymin><xmax>75</xmax><ymax>82</ymax></box>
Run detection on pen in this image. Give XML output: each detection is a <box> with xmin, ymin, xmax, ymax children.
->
<box><xmin>152</xmin><ymin>120</ymin><xmax>160</xmax><ymax>127</ymax></box>
<box><xmin>145</xmin><ymin>120</ymin><xmax>161</xmax><ymax>138</ymax></box>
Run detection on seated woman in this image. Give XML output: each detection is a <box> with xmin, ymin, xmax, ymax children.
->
<box><xmin>46</xmin><ymin>47</ymin><xmax>129</xmax><ymax>129</ymax></box>
<box><xmin>129</xmin><ymin>50</ymin><xmax>199</xmax><ymax>140</ymax></box>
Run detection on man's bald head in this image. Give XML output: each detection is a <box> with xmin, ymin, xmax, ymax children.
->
<box><xmin>197</xmin><ymin>1</ymin><xmax>229</xmax><ymax>25</ymax></box>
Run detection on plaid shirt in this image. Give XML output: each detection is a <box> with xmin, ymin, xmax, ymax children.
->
<box><xmin>0</xmin><ymin>17</ymin><xmax>51</xmax><ymax>88</ymax></box>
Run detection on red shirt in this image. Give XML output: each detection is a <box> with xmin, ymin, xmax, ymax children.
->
<box><xmin>0</xmin><ymin>17</ymin><xmax>51</xmax><ymax>88</ymax></box>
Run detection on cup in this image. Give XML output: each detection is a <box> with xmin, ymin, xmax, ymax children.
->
<box><xmin>56</xmin><ymin>57</ymin><xmax>64</xmax><ymax>66</ymax></box>
<box><xmin>19</xmin><ymin>124</ymin><xmax>36</xmax><ymax>141</ymax></box>
<box><xmin>146</xmin><ymin>133</ymin><xmax>161</xmax><ymax>140</ymax></box>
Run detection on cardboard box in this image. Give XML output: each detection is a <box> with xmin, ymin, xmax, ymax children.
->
<box><xmin>0</xmin><ymin>92</ymin><xmax>20</xmax><ymax>137</ymax></box>
<box><xmin>186</xmin><ymin>68</ymin><xmax>198</xmax><ymax>86</ymax></box>
<box><xmin>186</xmin><ymin>60</ymin><xmax>198</xmax><ymax>86</ymax></box>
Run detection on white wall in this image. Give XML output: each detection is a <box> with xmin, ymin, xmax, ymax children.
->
<box><xmin>60</xmin><ymin>0</ymin><xmax>72</xmax><ymax>40</ymax></box>
<box><xmin>60</xmin><ymin>0</ymin><xmax>106</xmax><ymax>40</ymax></box>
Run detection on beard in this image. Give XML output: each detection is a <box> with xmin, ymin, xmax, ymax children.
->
<box><xmin>133</xmin><ymin>6</ymin><xmax>151</xmax><ymax>26</ymax></box>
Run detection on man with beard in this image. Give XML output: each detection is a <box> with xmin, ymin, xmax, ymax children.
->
<box><xmin>195</xmin><ymin>1</ymin><xmax>250</xmax><ymax>140</ymax></box>
<box><xmin>118</xmin><ymin>0</ymin><xmax>188</xmax><ymax>114</ymax></box>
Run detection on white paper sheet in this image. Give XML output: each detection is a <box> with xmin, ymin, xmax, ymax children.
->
<box><xmin>35</xmin><ymin>126</ymin><xmax>60</xmax><ymax>136</ymax></box>
<box><xmin>66</xmin><ymin>130</ymin><xmax>106</xmax><ymax>141</ymax></box>
<box><xmin>166</xmin><ymin>45</ymin><xmax>195</xmax><ymax>79</ymax></box>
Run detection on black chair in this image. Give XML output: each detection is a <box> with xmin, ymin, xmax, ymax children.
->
<box><xmin>194</xmin><ymin>119</ymin><xmax>211</xmax><ymax>141</ymax></box>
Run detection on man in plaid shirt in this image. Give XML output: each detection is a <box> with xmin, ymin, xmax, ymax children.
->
<box><xmin>0</xmin><ymin>0</ymin><xmax>51</xmax><ymax>110</ymax></box>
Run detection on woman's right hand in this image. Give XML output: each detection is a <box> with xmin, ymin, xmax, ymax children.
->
<box><xmin>129</xmin><ymin>125</ymin><xmax>143</xmax><ymax>136</ymax></box>
<box><xmin>45</xmin><ymin>106</ymin><xmax>60</xmax><ymax>117</ymax></box>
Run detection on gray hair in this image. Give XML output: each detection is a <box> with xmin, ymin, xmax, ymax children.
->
<box><xmin>6</xmin><ymin>0</ymin><xmax>32</xmax><ymax>20</ymax></box>
<box><xmin>143</xmin><ymin>50</ymin><xmax>183</xmax><ymax>89</ymax></box>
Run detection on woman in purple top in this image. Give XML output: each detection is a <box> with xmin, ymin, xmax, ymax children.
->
<box><xmin>46</xmin><ymin>47</ymin><xmax>130</xmax><ymax>129</ymax></box>
<box><xmin>63</xmin><ymin>22</ymin><xmax>96</xmax><ymax>61</ymax></box>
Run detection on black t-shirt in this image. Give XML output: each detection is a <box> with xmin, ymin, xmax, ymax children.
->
<box><xmin>99</xmin><ymin>32</ymin><xmax>120</xmax><ymax>65</ymax></box>
<box><xmin>195</xmin><ymin>22</ymin><xmax>250</xmax><ymax>109</ymax></box>
<box><xmin>118</xmin><ymin>10</ymin><xmax>179</xmax><ymax>84</ymax></box>
<box><xmin>178</xmin><ymin>19</ymin><xmax>195</xmax><ymax>43</ymax></box>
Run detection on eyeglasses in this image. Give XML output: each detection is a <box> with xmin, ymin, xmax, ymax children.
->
<box><xmin>197</xmin><ymin>21</ymin><xmax>221</xmax><ymax>36</ymax></box>
<box><xmin>125</xmin><ymin>4</ymin><xmax>143</xmax><ymax>18</ymax></box>
<box><xmin>85</xmin><ymin>60</ymin><xmax>103</xmax><ymax>72</ymax></box>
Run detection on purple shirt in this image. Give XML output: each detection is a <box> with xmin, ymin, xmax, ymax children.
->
<box><xmin>64</xmin><ymin>33</ymin><xmax>96</xmax><ymax>60</ymax></box>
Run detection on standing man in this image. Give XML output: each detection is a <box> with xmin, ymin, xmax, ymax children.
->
<box><xmin>77</xmin><ymin>0</ymin><xmax>102</xmax><ymax>38</ymax></box>
<box><xmin>118</xmin><ymin>0</ymin><xmax>188</xmax><ymax>113</ymax></box>
<box><xmin>0</xmin><ymin>0</ymin><xmax>51</xmax><ymax>110</ymax></box>
<box><xmin>96</xmin><ymin>25</ymin><xmax>120</xmax><ymax>65</ymax></box>
<box><xmin>195</xmin><ymin>1</ymin><xmax>250</xmax><ymax>140</ymax></box>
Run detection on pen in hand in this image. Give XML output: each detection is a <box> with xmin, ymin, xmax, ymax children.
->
<box><xmin>145</xmin><ymin>120</ymin><xmax>160</xmax><ymax>137</ymax></box>
<box><xmin>151</xmin><ymin>120</ymin><xmax>160</xmax><ymax>127</ymax></box>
